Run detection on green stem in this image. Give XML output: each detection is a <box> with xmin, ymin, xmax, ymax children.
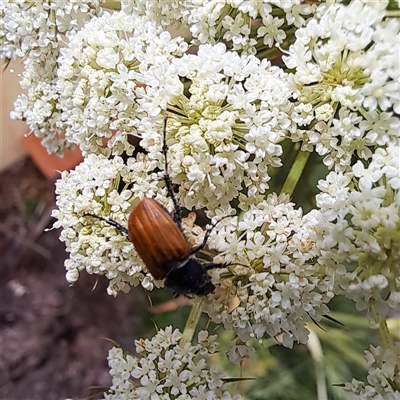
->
<box><xmin>308</xmin><ymin>330</ymin><xmax>328</xmax><ymax>400</ymax></box>
<box><xmin>179</xmin><ymin>301</ymin><xmax>203</xmax><ymax>347</ymax></box>
<box><xmin>378</xmin><ymin>316</ymin><xmax>393</xmax><ymax>350</ymax></box>
<box><xmin>371</xmin><ymin>307</ymin><xmax>393</xmax><ymax>350</ymax></box>
<box><xmin>373</xmin><ymin>312</ymin><xmax>398</xmax><ymax>391</ymax></box>
<box><xmin>256</xmin><ymin>46</ymin><xmax>282</xmax><ymax>61</ymax></box>
<box><xmin>102</xmin><ymin>1</ymin><xmax>121</xmax><ymax>10</ymax></box>
<box><xmin>385</xmin><ymin>10</ymin><xmax>400</xmax><ymax>17</ymax></box>
<box><xmin>281</xmin><ymin>148</ymin><xmax>311</xmax><ymax>196</ymax></box>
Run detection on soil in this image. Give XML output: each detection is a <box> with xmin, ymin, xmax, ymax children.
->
<box><xmin>0</xmin><ymin>158</ymin><xmax>139</xmax><ymax>400</ymax></box>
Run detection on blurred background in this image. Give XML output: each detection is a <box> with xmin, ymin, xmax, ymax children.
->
<box><xmin>0</xmin><ymin>59</ymin><xmax>387</xmax><ymax>400</ymax></box>
<box><xmin>1</xmin><ymin>59</ymin><xmax>141</xmax><ymax>399</ymax></box>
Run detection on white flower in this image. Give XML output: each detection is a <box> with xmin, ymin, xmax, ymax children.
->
<box><xmin>361</xmin><ymin>111</ymin><xmax>400</xmax><ymax>147</ymax></box>
<box><xmin>227</xmin><ymin>344</ymin><xmax>256</xmax><ymax>364</ymax></box>
<box><xmin>362</xmin><ymin>70</ymin><xmax>395</xmax><ymax>112</ymax></box>
<box><xmin>257</xmin><ymin>15</ymin><xmax>286</xmax><ymax>47</ymax></box>
<box><xmin>222</xmin><ymin>14</ymin><xmax>250</xmax><ymax>44</ymax></box>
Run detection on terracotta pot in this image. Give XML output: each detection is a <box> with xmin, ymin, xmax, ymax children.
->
<box><xmin>21</xmin><ymin>134</ymin><xmax>83</xmax><ymax>181</ymax></box>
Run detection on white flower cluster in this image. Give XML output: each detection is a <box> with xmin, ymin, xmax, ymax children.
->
<box><xmin>1</xmin><ymin>0</ymin><xmax>101</xmax><ymax>60</ymax></box>
<box><xmin>1</xmin><ymin>0</ymin><xmax>102</xmax><ymax>155</ymax></box>
<box><xmin>344</xmin><ymin>343</ymin><xmax>400</xmax><ymax>400</ymax></box>
<box><xmin>315</xmin><ymin>143</ymin><xmax>400</xmax><ymax>316</ymax></box>
<box><xmin>136</xmin><ymin>43</ymin><xmax>295</xmax><ymax>210</ymax></box>
<box><xmin>203</xmin><ymin>194</ymin><xmax>332</xmax><ymax>348</ymax></box>
<box><xmin>57</xmin><ymin>32</ymin><xmax>296</xmax><ymax>207</ymax></box>
<box><xmin>121</xmin><ymin>0</ymin><xmax>315</xmax><ymax>54</ymax></box>
<box><xmin>105</xmin><ymin>326</ymin><xmax>244</xmax><ymax>400</ymax></box>
<box><xmin>56</xmin><ymin>11</ymin><xmax>187</xmax><ymax>156</ymax></box>
<box><xmin>52</xmin><ymin>153</ymin><xmax>168</xmax><ymax>296</ymax></box>
<box><xmin>283</xmin><ymin>0</ymin><xmax>400</xmax><ymax>170</ymax></box>
<box><xmin>10</xmin><ymin>55</ymin><xmax>71</xmax><ymax>156</ymax></box>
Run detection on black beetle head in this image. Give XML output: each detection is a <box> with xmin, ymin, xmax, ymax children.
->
<box><xmin>164</xmin><ymin>258</ymin><xmax>215</xmax><ymax>297</ymax></box>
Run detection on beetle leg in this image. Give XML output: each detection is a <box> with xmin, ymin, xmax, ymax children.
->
<box><xmin>189</xmin><ymin>215</ymin><xmax>231</xmax><ymax>255</ymax></box>
<box><xmin>83</xmin><ymin>213</ymin><xmax>129</xmax><ymax>235</ymax></box>
<box><xmin>204</xmin><ymin>262</ymin><xmax>249</xmax><ymax>270</ymax></box>
<box><xmin>162</xmin><ymin>116</ymin><xmax>182</xmax><ymax>229</ymax></box>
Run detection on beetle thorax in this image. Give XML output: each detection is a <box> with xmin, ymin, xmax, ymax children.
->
<box><xmin>164</xmin><ymin>258</ymin><xmax>215</xmax><ymax>296</ymax></box>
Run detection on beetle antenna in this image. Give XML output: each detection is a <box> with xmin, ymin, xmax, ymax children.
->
<box><xmin>162</xmin><ymin>116</ymin><xmax>182</xmax><ymax>229</ymax></box>
<box><xmin>202</xmin><ymin>262</ymin><xmax>229</xmax><ymax>270</ymax></box>
<box><xmin>83</xmin><ymin>213</ymin><xmax>129</xmax><ymax>235</ymax></box>
<box><xmin>203</xmin><ymin>261</ymin><xmax>248</xmax><ymax>271</ymax></box>
<box><xmin>189</xmin><ymin>215</ymin><xmax>231</xmax><ymax>255</ymax></box>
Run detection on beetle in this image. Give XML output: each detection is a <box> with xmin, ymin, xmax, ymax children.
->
<box><xmin>129</xmin><ymin>197</ymin><xmax>227</xmax><ymax>296</ymax></box>
<box><xmin>84</xmin><ymin>118</ymin><xmax>228</xmax><ymax>297</ymax></box>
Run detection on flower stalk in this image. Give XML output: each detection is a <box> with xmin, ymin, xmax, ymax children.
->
<box><xmin>179</xmin><ymin>301</ymin><xmax>203</xmax><ymax>347</ymax></box>
<box><xmin>308</xmin><ymin>330</ymin><xmax>328</xmax><ymax>400</ymax></box>
<box><xmin>281</xmin><ymin>147</ymin><xmax>311</xmax><ymax>197</ymax></box>
<box><xmin>378</xmin><ymin>316</ymin><xmax>393</xmax><ymax>351</ymax></box>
